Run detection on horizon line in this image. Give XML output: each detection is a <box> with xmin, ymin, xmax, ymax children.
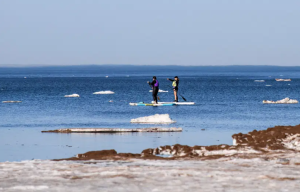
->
<box><xmin>1</xmin><ymin>64</ymin><xmax>300</xmax><ymax>68</ymax></box>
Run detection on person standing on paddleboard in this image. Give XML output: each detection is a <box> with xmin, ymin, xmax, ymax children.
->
<box><xmin>167</xmin><ymin>76</ymin><xmax>179</xmax><ymax>102</ymax></box>
<box><xmin>147</xmin><ymin>76</ymin><xmax>159</xmax><ymax>104</ymax></box>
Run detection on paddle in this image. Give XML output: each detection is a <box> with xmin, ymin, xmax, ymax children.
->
<box><xmin>170</xmin><ymin>86</ymin><xmax>186</xmax><ymax>101</ymax></box>
<box><xmin>179</xmin><ymin>93</ymin><xmax>187</xmax><ymax>101</ymax></box>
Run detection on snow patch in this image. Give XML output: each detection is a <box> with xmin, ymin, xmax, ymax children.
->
<box><xmin>193</xmin><ymin>147</ymin><xmax>260</xmax><ymax>157</ymax></box>
<box><xmin>233</xmin><ymin>139</ymin><xmax>237</xmax><ymax>146</ymax></box>
<box><xmin>9</xmin><ymin>186</ymin><xmax>49</xmax><ymax>190</ymax></box>
<box><xmin>282</xmin><ymin>134</ymin><xmax>300</xmax><ymax>150</ymax></box>
<box><xmin>263</xmin><ymin>97</ymin><xmax>298</xmax><ymax>104</ymax></box>
<box><xmin>64</xmin><ymin>94</ymin><xmax>80</xmax><ymax>98</ymax></box>
<box><xmin>93</xmin><ymin>91</ymin><xmax>115</xmax><ymax>94</ymax></box>
<box><xmin>130</xmin><ymin>114</ymin><xmax>176</xmax><ymax>124</ymax></box>
<box><xmin>1</xmin><ymin>157</ymin><xmax>300</xmax><ymax>191</ymax></box>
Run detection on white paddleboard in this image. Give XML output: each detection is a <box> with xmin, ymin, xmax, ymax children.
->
<box><xmin>129</xmin><ymin>102</ymin><xmax>175</xmax><ymax>106</ymax></box>
<box><xmin>129</xmin><ymin>102</ymin><xmax>195</xmax><ymax>105</ymax></box>
<box><xmin>154</xmin><ymin>102</ymin><xmax>195</xmax><ymax>105</ymax></box>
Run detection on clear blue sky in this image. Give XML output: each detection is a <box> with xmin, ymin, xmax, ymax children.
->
<box><xmin>1</xmin><ymin>0</ymin><xmax>300</xmax><ymax>66</ymax></box>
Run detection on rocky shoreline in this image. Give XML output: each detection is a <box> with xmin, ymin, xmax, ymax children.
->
<box><xmin>2</xmin><ymin>124</ymin><xmax>300</xmax><ymax>192</ymax></box>
<box><xmin>56</xmin><ymin>124</ymin><xmax>300</xmax><ymax>161</ymax></box>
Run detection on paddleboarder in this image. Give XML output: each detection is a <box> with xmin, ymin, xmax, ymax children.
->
<box><xmin>167</xmin><ymin>76</ymin><xmax>179</xmax><ymax>102</ymax></box>
<box><xmin>147</xmin><ymin>76</ymin><xmax>159</xmax><ymax>104</ymax></box>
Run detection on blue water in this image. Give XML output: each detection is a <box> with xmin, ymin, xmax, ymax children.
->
<box><xmin>1</xmin><ymin>66</ymin><xmax>300</xmax><ymax>162</ymax></box>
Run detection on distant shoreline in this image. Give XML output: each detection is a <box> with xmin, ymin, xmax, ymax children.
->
<box><xmin>1</xmin><ymin>64</ymin><xmax>300</xmax><ymax>68</ymax></box>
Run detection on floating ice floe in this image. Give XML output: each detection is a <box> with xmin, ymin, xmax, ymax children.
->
<box><xmin>263</xmin><ymin>97</ymin><xmax>298</xmax><ymax>104</ymax></box>
<box><xmin>275</xmin><ymin>78</ymin><xmax>291</xmax><ymax>81</ymax></box>
<box><xmin>254</xmin><ymin>80</ymin><xmax>265</xmax><ymax>82</ymax></box>
<box><xmin>149</xmin><ymin>90</ymin><xmax>168</xmax><ymax>93</ymax></box>
<box><xmin>109</xmin><ymin>100</ymin><xmax>113</xmax><ymax>102</ymax></box>
<box><xmin>2</xmin><ymin>101</ymin><xmax>22</xmax><ymax>103</ymax></box>
<box><xmin>64</xmin><ymin>94</ymin><xmax>80</xmax><ymax>98</ymax></box>
<box><xmin>131</xmin><ymin>114</ymin><xmax>176</xmax><ymax>124</ymax></box>
<box><xmin>265</xmin><ymin>85</ymin><xmax>272</xmax><ymax>86</ymax></box>
<box><xmin>93</xmin><ymin>91</ymin><xmax>115</xmax><ymax>94</ymax></box>
<box><xmin>43</xmin><ymin>127</ymin><xmax>182</xmax><ymax>133</ymax></box>
<box><xmin>105</xmin><ymin>76</ymin><xmax>109</xmax><ymax>78</ymax></box>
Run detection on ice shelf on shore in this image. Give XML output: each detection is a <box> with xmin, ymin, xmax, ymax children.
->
<box><xmin>2</xmin><ymin>125</ymin><xmax>300</xmax><ymax>191</ymax></box>
<box><xmin>263</xmin><ymin>97</ymin><xmax>298</xmax><ymax>104</ymax></box>
<box><xmin>2</xmin><ymin>101</ymin><xmax>22</xmax><ymax>103</ymax></box>
<box><xmin>1</xmin><ymin>155</ymin><xmax>300</xmax><ymax>192</ymax></box>
<box><xmin>64</xmin><ymin>94</ymin><xmax>80</xmax><ymax>98</ymax></box>
<box><xmin>131</xmin><ymin>114</ymin><xmax>176</xmax><ymax>124</ymax></box>
<box><xmin>93</xmin><ymin>91</ymin><xmax>115</xmax><ymax>94</ymax></box>
<box><xmin>149</xmin><ymin>89</ymin><xmax>169</xmax><ymax>92</ymax></box>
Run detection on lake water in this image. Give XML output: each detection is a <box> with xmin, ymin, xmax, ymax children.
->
<box><xmin>1</xmin><ymin>65</ymin><xmax>300</xmax><ymax>161</ymax></box>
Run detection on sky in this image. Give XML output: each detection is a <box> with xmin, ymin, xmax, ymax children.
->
<box><xmin>0</xmin><ymin>0</ymin><xmax>300</xmax><ymax>66</ymax></box>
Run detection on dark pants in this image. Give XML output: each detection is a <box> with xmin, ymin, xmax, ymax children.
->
<box><xmin>152</xmin><ymin>88</ymin><xmax>159</xmax><ymax>103</ymax></box>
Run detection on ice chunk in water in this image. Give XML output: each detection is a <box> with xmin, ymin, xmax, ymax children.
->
<box><xmin>131</xmin><ymin>114</ymin><xmax>176</xmax><ymax>124</ymax></box>
<box><xmin>93</xmin><ymin>91</ymin><xmax>115</xmax><ymax>94</ymax></box>
<box><xmin>64</xmin><ymin>94</ymin><xmax>80</xmax><ymax>97</ymax></box>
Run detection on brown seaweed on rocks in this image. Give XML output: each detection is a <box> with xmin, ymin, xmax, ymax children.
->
<box><xmin>56</xmin><ymin>124</ymin><xmax>300</xmax><ymax>161</ymax></box>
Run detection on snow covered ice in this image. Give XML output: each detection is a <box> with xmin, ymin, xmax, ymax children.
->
<box><xmin>93</xmin><ymin>91</ymin><xmax>115</xmax><ymax>94</ymax></box>
<box><xmin>275</xmin><ymin>78</ymin><xmax>291</xmax><ymax>81</ymax></box>
<box><xmin>2</xmin><ymin>101</ymin><xmax>22</xmax><ymax>103</ymax></box>
<box><xmin>130</xmin><ymin>114</ymin><xmax>176</xmax><ymax>124</ymax></box>
<box><xmin>1</xmin><ymin>154</ymin><xmax>300</xmax><ymax>192</ymax></box>
<box><xmin>263</xmin><ymin>97</ymin><xmax>298</xmax><ymax>104</ymax></box>
<box><xmin>64</xmin><ymin>94</ymin><xmax>80</xmax><ymax>98</ymax></box>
